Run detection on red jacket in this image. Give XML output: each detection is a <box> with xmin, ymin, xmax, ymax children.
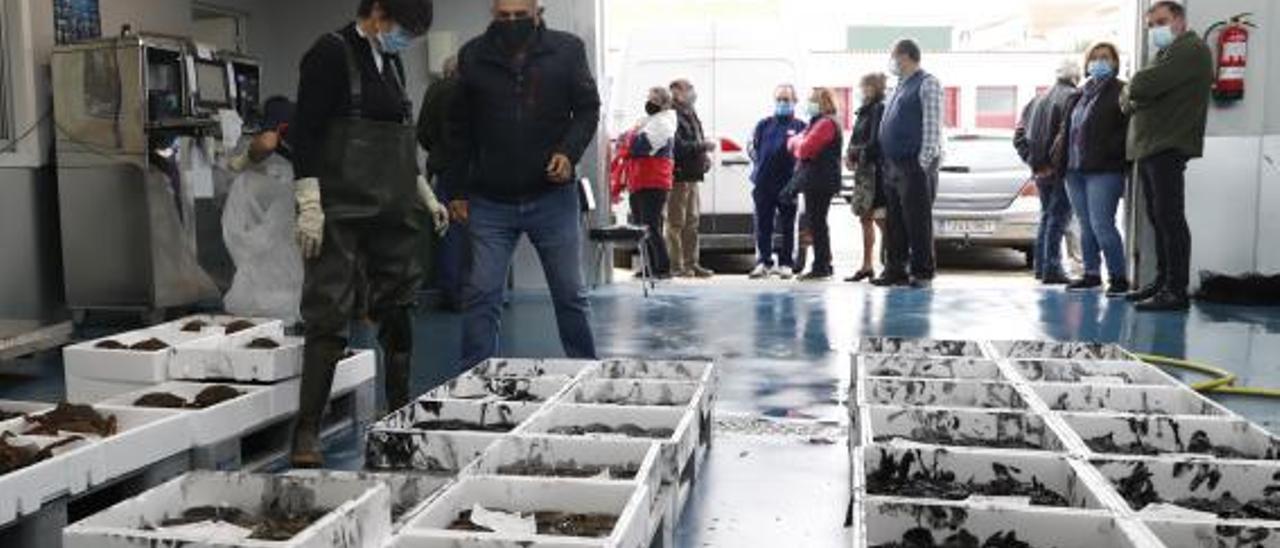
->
<box><xmin>610</xmin><ymin>128</ymin><xmax>675</xmax><ymax>199</ymax></box>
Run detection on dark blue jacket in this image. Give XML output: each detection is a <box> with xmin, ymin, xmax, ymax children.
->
<box><xmin>750</xmin><ymin>115</ymin><xmax>807</xmax><ymax>187</ymax></box>
<box><xmin>880</xmin><ymin>70</ymin><xmax>926</xmax><ymax>160</ymax></box>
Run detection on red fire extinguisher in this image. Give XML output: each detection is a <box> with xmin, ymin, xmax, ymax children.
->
<box><xmin>1205</xmin><ymin>13</ymin><xmax>1256</xmax><ymax>102</ymax></box>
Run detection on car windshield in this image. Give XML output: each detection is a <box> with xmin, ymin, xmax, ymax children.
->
<box><xmin>943</xmin><ymin>135</ymin><xmax>1023</xmax><ymax>174</ymax></box>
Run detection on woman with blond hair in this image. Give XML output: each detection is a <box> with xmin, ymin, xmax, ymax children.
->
<box><xmin>1054</xmin><ymin>42</ymin><xmax>1131</xmax><ymax>297</ymax></box>
<box><xmin>787</xmin><ymin>87</ymin><xmax>844</xmax><ymax>281</ymax></box>
<box><xmin>846</xmin><ymin>73</ymin><xmax>888</xmax><ymax>282</ymax></box>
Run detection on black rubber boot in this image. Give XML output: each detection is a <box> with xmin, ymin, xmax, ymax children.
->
<box><xmin>289</xmin><ymin>336</ymin><xmax>345</xmax><ymax>469</ymax></box>
<box><xmin>378</xmin><ymin>308</ymin><xmax>415</xmax><ymax>413</ymax></box>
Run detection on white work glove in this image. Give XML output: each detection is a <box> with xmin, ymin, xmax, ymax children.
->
<box><xmin>295</xmin><ymin>178</ymin><xmax>325</xmax><ymax>259</ymax></box>
<box><xmin>418</xmin><ymin>176</ymin><xmax>450</xmax><ymax>237</ymax></box>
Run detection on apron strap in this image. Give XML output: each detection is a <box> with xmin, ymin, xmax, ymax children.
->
<box><xmin>329</xmin><ymin>32</ymin><xmax>364</xmax><ymax>118</ymax></box>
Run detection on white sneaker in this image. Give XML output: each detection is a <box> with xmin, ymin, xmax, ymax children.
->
<box><xmin>749</xmin><ymin>264</ymin><xmax>770</xmax><ymax>279</ymax></box>
<box><xmin>773</xmin><ymin>266</ymin><xmax>795</xmax><ymax>280</ymax></box>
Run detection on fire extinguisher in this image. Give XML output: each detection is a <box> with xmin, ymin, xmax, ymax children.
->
<box><xmin>1205</xmin><ymin>13</ymin><xmax>1257</xmax><ymax>102</ymax></box>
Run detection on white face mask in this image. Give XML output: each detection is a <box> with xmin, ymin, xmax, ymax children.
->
<box><xmin>888</xmin><ymin>59</ymin><xmax>902</xmax><ymax>77</ymax></box>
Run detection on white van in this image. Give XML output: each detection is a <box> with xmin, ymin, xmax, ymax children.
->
<box><xmin>608</xmin><ymin>24</ymin><xmax>803</xmax><ymax>253</ymax></box>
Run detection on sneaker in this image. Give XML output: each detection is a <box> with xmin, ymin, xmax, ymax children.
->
<box><xmin>1106</xmin><ymin>278</ymin><xmax>1131</xmax><ymax>298</ymax></box>
<box><xmin>692</xmin><ymin>265</ymin><xmax>715</xmax><ymax>278</ymax></box>
<box><xmin>773</xmin><ymin>266</ymin><xmax>795</xmax><ymax>280</ymax></box>
<box><xmin>1135</xmin><ymin>290</ymin><xmax>1191</xmax><ymax>312</ymax></box>
<box><xmin>1066</xmin><ymin>275</ymin><xmax>1103</xmax><ymax>292</ymax></box>
<box><xmin>673</xmin><ymin>269</ymin><xmax>696</xmax><ymax>279</ymax></box>
<box><xmin>749</xmin><ymin>264</ymin><xmax>770</xmax><ymax>280</ymax></box>
<box><xmin>1042</xmin><ymin>272</ymin><xmax>1071</xmax><ymax>286</ymax></box>
<box><xmin>1126</xmin><ymin>282</ymin><xmax>1163</xmax><ymax>302</ymax></box>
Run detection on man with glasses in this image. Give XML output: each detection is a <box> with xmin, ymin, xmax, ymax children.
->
<box><xmin>447</xmin><ymin>0</ymin><xmax>602</xmax><ymax>368</ymax></box>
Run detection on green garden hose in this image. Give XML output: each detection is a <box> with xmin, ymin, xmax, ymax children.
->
<box><xmin>1135</xmin><ymin>352</ymin><xmax>1280</xmax><ymax>398</ymax></box>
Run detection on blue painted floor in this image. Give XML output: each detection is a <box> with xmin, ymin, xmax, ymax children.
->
<box><xmin>3</xmin><ymin>279</ymin><xmax>1280</xmax><ymax>547</ymax></box>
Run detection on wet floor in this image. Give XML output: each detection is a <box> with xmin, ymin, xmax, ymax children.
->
<box><xmin>3</xmin><ymin>279</ymin><xmax>1279</xmax><ymax>547</ymax></box>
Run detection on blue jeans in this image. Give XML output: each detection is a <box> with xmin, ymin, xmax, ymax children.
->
<box><xmin>461</xmin><ymin>186</ymin><xmax>597</xmax><ymax>369</ymax></box>
<box><xmin>1065</xmin><ymin>171</ymin><xmax>1127</xmax><ymax>280</ymax></box>
<box><xmin>1034</xmin><ymin>176</ymin><xmax>1072</xmax><ymax>278</ymax></box>
<box><xmin>435</xmin><ymin>220</ymin><xmax>470</xmax><ymax>305</ymax></box>
<box><xmin>752</xmin><ymin>183</ymin><xmax>796</xmax><ymax>268</ymax></box>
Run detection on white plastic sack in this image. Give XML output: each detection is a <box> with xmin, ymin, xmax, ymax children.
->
<box><xmin>221</xmin><ymin>154</ymin><xmax>303</xmax><ymax>324</ymax></box>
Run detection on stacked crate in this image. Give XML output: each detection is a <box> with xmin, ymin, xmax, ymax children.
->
<box><xmin>850</xmin><ymin>337</ymin><xmax>1280</xmax><ymax>548</ymax></box>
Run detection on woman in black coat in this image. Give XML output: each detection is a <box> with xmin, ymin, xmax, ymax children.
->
<box><xmin>845</xmin><ymin>73</ymin><xmax>888</xmax><ymax>282</ymax></box>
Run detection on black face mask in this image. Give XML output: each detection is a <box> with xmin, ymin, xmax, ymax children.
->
<box><xmin>493</xmin><ymin>18</ymin><xmax>537</xmax><ymax>50</ymax></box>
<box><xmin>645</xmin><ymin>102</ymin><xmax>662</xmax><ymax>116</ymax></box>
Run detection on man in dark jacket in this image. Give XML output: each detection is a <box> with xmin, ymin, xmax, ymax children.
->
<box><xmin>447</xmin><ymin>0</ymin><xmax>602</xmax><ymax>368</ymax></box>
<box><xmin>667</xmin><ymin>79</ymin><xmax>717</xmax><ymax>278</ymax></box>
<box><xmin>748</xmin><ymin>84</ymin><xmax>806</xmax><ymax>279</ymax></box>
<box><xmin>288</xmin><ymin>0</ymin><xmax>446</xmax><ymax>468</ymax></box>
<box><xmin>418</xmin><ymin>55</ymin><xmax>466</xmax><ymax>311</ymax></box>
<box><xmin>1123</xmin><ymin>1</ymin><xmax>1213</xmax><ymax>312</ymax></box>
<box><xmin>1014</xmin><ymin>60</ymin><xmax>1080</xmax><ymax>286</ymax></box>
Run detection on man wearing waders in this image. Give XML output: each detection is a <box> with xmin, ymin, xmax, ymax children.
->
<box><xmin>288</xmin><ymin>0</ymin><xmax>448</xmax><ymax>468</ymax></box>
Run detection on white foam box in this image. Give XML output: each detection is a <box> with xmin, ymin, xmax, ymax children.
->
<box><xmin>859</xmin><ymin>378</ymin><xmax>1029</xmax><ymax>410</ymax></box>
<box><xmin>0</xmin><ymin>433</ymin><xmax>95</xmax><ymax>527</ymax></box>
<box><xmin>285</xmin><ymin>470</ymin><xmax>454</xmax><ymax>531</ymax></box>
<box><xmin>152</xmin><ymin>315</ymin><xmax>284</xmax><ymax>338</ymax></box>
<box><xmin>467</xmin><ymin>358</ymin><xmax>598</xmax><ymax>379</ymax></box>
<box><xmin>169</xmin><ymin>332</ymin><xmax>303</xmax><ymax>383</ymax></box>
<box><xmin>857</xmin><ymin>355</ymin><xmax>1006</xmax><ymax>381</ymax></box>
<box><xmin>517</xmin><ymin>405</ymin><xmax>698</xmax><ymax>487</ymax></box>
<box><xmin>861</xmin><ymin>444</ymin><xmax>1111</xmax><ymax>510</ymax></box>
<box><xmin>1094</xmin><ymin>458</ymin><xmax>1280</xmax><ymax>522</ymax></box>
<box><xmin>425</xmin><ymin>373</ymin><xmax>574</xmax><ymax>404</ymax></box>
<box><xmin>561</xmin><ymin>380</ymin><xmax>703</xmax><ymax>408</ymax></box>
<box><xmin>0</xmin><ymin>400</ymin><xmax>54</xmax><ymax>430</ymax></box>
<box><xmin>992</xmin><ymin>340</ymin><xmax>1139</xmax><ymax>360</ymax></box>
<box><xmin>10</xmin><ymin>404</ymin><xmax>192</xmax><ymax>487</ymax></box>
<box><xmin>272</xmin><ymin>350</ymin><xmax>377</xmax><ymax>418</ymax></box>
<box><xmin>1034</xmin><ymin>384</ymin><xmax>1234</xmax><ymax>417</ymax></box>
<box><xmin>63</xmin><ymin>329</ymin><xmax>214</xmax><ymax>403</ymax></box>
<box><xmin>465</xmin><ymin>436</ymin><xmax>663</xmax><ymax>511</ymax></box>
<box><xmin>1064</xmin><ymin>412</ymin><xmax>1280</xmax><ymax>461</ymax></box>
<box><xmin>861</xmin><ymin>405</ymin><xmax>1068</xmax><ymax>452</ymax></box>
<box><xmin>581</xmin><ymin>359</ymin><xmax>716</xmax><ymax>387</ymax></box>
<box><xmin>97</xmin><ymin>381</ymin><xmax>276</xmax><ymax>446</ymax></box>
<box><xmin>1145</xmin><ymin>519</ymin><xmax>1280</xmax><ymax>547</ymax></box>
<box><xmin>365</xmin><ymin>430</ymin><xmax>500</xmax><ymax>475</ymax></box>
<box><xmin>375</xmin><ymin>399</ymin><xmax>545</xmax><ymax>435</ymax></box>
<box><xmin>63</xmin><ymin>471</ymin><xmax>392</xmax><ymax>548</ymax></box>
<box><xmin>855</xmin><ymin>499</ymin><xmax>1153</xmax><ymax>548</ymax></box>
<box><xmin>1010</xmin><ymin>359</ymin><xmax>1182</xmax><ymax>386</ymax></box>
<box><xmin>397</xmin><ymin>476</ymin><xmax>651</xmax><ymax>548</ymax></box>
<box><xmin>857</xmin><ymin>337</ymin><xmax>988</xmax><ymax>358</ymax></box>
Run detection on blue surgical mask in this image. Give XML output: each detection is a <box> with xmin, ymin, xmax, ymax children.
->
<box><xmin>1150</xmin><ymin>25</ymin><xmax>1175</xmax><ymax>50</ymax></box>
<box><xmin>378</xmin><ymin>24</ymin><xmax>414</xmax><ymax>53</ymax></box>
<box><xmin>775</xmin><ymin>101</ymin><xmax>794</xmax><ymax>117</ymax></box>
<box><xmin>1087</xmin><ymin>60</ymin><xmax>1114</xmax><ymax>80</ymax></box>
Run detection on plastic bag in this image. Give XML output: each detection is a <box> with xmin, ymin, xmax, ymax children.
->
<box><xmin>221</xmin><ymin>154</ymin><xmax>303</xmax><ymax>324</ymax></box>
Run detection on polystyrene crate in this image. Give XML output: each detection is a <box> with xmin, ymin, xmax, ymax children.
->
<box><xmin>467</xmin><ymin>358</ymin><xmax>597</xmax><ymax>379</ymax></box>
<box><xmin>857</xmin><ymin>337</ymin><xmax>987</xmax><ymax>358</ymax></box>
<box><xmin>0</xmin><ymin>400</ymin><xmax>54</xmax><ymax>430</ymax></box>
<box><xmin>375</xmin><ymin>399</ymin><xmax>544</xmax><ymax>435</ymax></box>
<box><xmin>398</xmin><ymin>476</ymin><xmax>651</xmax><ymax>548</ymax></box>
<box><xmin>0</xmin><ymin>433</ymin><xmax>94</xmax><ymax>527</ymax></box>
<box><xmin>169</xmin><ymin>334</ymin><xmax>304</xmax><ymax>383</ymax></box>
<box><xmin>365</xmin><ymin>430</ymin><xmax>500</xmax><ymax>475</ymax></box>
<box><xmin>862</xmin><ymin>406</ymin><xmax>1067</xmax><ymax>452</ymax></box>
<box><xmin>98</xmin><ymin>381</ymin><xmax>276</xmax><ymax>446</ymax></box>
<box><xmin>1064</xmin><ymin>413</ymin><xmax>1280</xmax><ymax>461</ymax></box>
<box><xmin>424</xmin><ymin>374</ymin><xmax>574</xmax><ymax>403</ymax></box>
<box><xmin>285</xmin><ymin>470</ymin><xmax>453</xmax><ymax>530</ymax></box>
<box><xmin>1034</xmin><ymin>384</ymin><xmax>1233</xmax><ymax>416</ymax></box>
<box><xmin>858</xmin><ymin>355</ymin><xmax>1005</xmax><ymax>381</ymax></box>
<box><xmin>583</xmin><ymin>359</ymin><xmax>715</xmax><ymax>384</ymax></box>
<box><xmin>1145</xmin><ymin>519</ymin><xmax>1280</xmax><ymax>547</ymax></box>
<box><xmin>862</xmin><ymin>444</ymin><xmax>1110</xmax><ymax>510</ymax></box>
<box><xmin>1011</xmin><ymin>359</ymin><xmax>1181</xmax><ymax>386</ymax></box>
<box><xmin>63</xmin><ymin>330</ymin><xmax>196</xmax><ymax>389</ymax></box>
<box><xmin>1094</xmin><ymin>458</ymin><xmax>1280</xmax><ymax>522</ymax></box>
<box><xmin>518</xmin><ymin>405</ymin><xmax>698</xmax><ymax>487</ymax></box>
<box><xmin>992</xmin><ymin>340</ymin><xmax>1139</xmax><ymax>360</ymax></box>
<box><xmin>563</xmin><ymin>380</ymin><xmax>703</xmax><ymax>408</ymax></box>
<box><xmin>271</xmin><ymin>350</ymin><xmax>377</xmax><ymax>418</ymax></box>
<box><xmin>152</xmin><ymin>315</ymin><xmax>284</xmax><ymax>338</ymax></box>
<box><xmin>466</xmin><ymin>436</ymin><xmax>663</xmax><ymax>511</ymax></box>
<box><xmin>857</xmin><ymin>499</ymin><xmax>1150</xmax><ymax>548</ymax></box>
<box><xmin>860</xmin><ymin>378</ymin><xmax>1028</xmax><ymax>410</ymax></box>
<box><xmin>63</xmin><ymin>471</ymin><xmax>391</xmax><ymax>548</ymax></box>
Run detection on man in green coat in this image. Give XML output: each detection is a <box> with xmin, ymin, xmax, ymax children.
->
<box><xmin>1122</xmin><ymin>1</ymin><xmax>1213</xmax><ymax>312</ymax></box>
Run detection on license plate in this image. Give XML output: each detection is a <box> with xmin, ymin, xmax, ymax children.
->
<box><xmin>937</xmin><ymin>220</ymin><xmax>997</xmax><ymax>235</ymax></box>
